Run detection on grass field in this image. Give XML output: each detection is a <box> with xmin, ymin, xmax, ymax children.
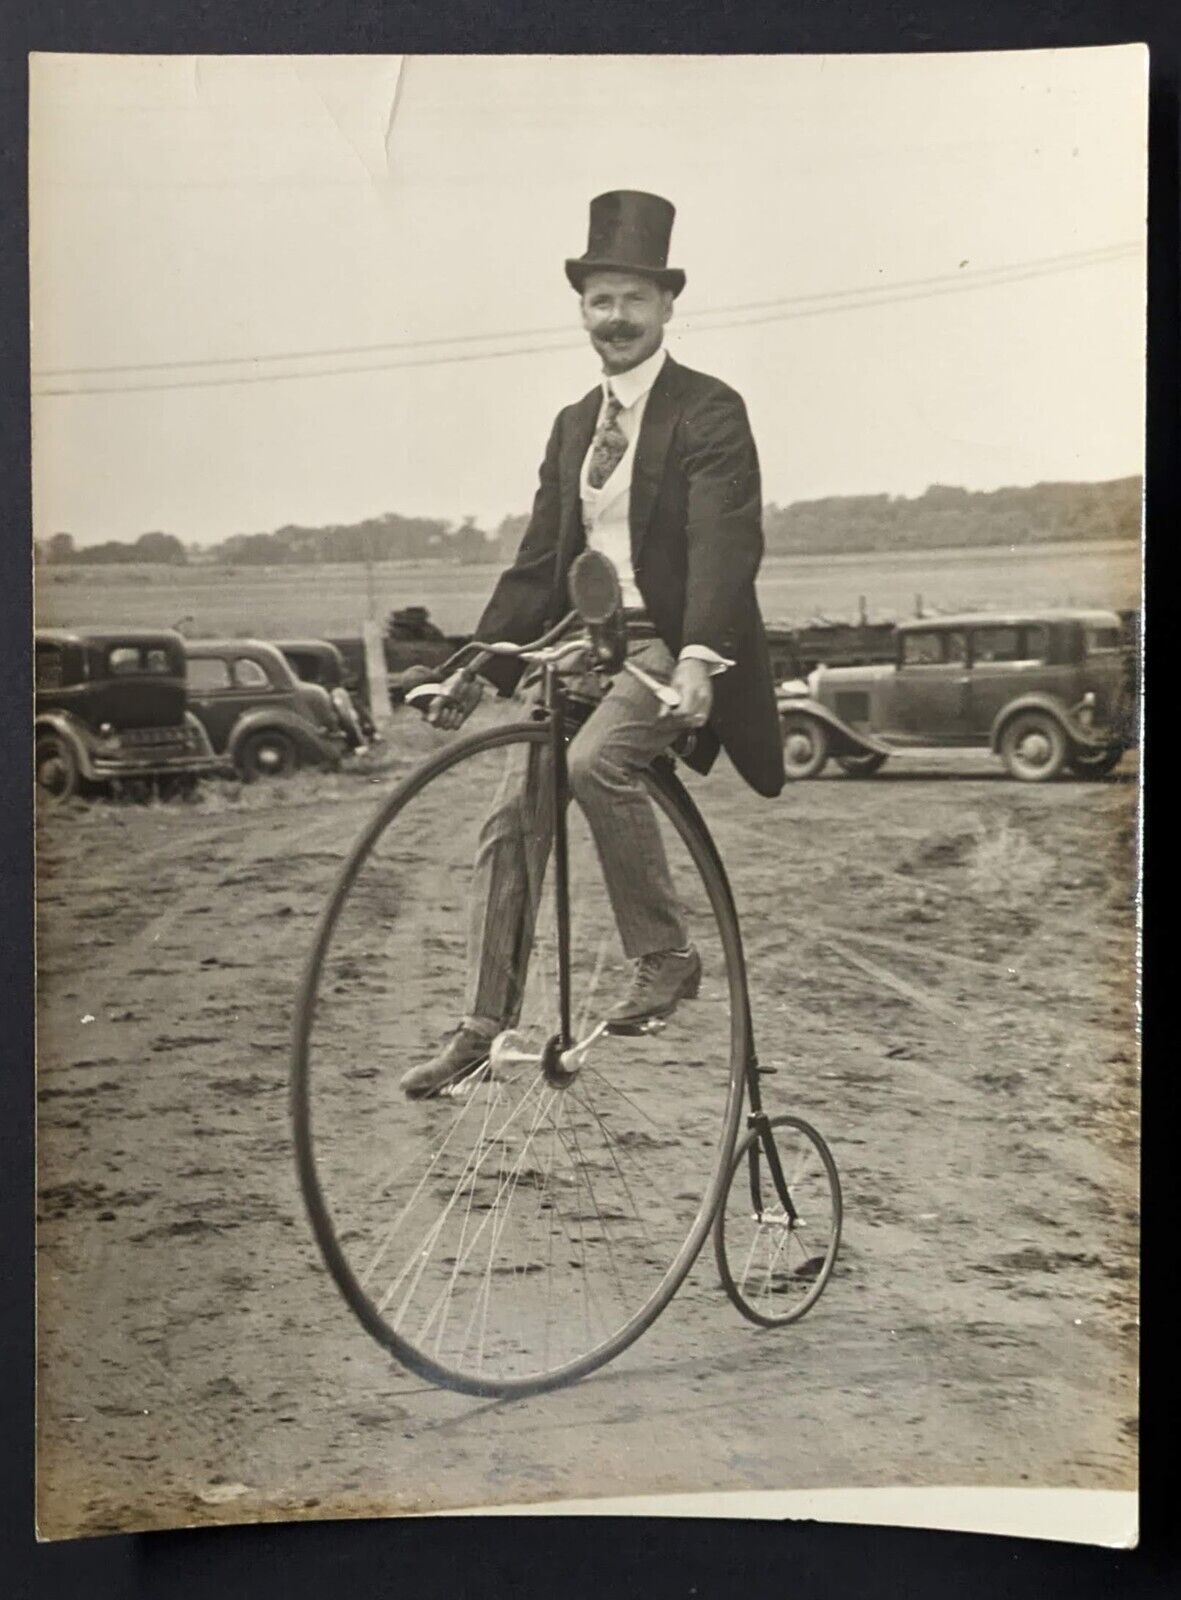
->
<box><xmin>35</xmin><ymin>537</ymin><xmax>1140</xmax><ymax>641</ymax></box>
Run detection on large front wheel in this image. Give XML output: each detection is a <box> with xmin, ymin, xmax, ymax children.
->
<box><xmin>292</xmin><ymin>720</ymin><xmax>748</xmax><ymax>1397</ymax></box>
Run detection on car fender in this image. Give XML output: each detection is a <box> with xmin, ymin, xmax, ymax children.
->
<box><xmin>226</xmin><ymin>707</ymin><xmax>342</xmax><ymax>769</ymax></box>
<box><xmin>776</xmin><ymin>695</ymin><xmax>890</xmax><ymax>757</ymax></box>
<box><xmin>989</xmin><ymin>693</ymin><xmax>1098</xmax><ymax>754</ymax></box>
<box><xmin>34</xmin><ymin>709</ymin><xmax>100</xmax><ymax>779</ymax></box>
<box><xmin>182</xmin><ymin>710</ymin><xmax>216</xmax><ymax>758</ymax></box>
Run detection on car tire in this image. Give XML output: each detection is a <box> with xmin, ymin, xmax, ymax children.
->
<box><xmin>836</xmin><ymin>751</ymin><xmax>887</xmax><ymax>778</ymax></box>
<box><xmin>781</xmin><ymin>712</ymin><xmax>830</xmax><ymax>780</ymax></box>
<box><xmin>35</xmin><ymin>734</ymin><xmax>81</xmax><ymax>804</ymax></box>
<box><xmin>1068</xmin><ymin>745</ymin><xmax>1124</xmax><ymax>779</ymax></box>
<box><xmin>999</xmin><ymin>710</ymin><xmax>1068</xmax><ymax>782</ymax></box>
<box><xmin>237</xmin><ymin>729</ymin><xmax>299</xmax><ymax>781</ymax></box>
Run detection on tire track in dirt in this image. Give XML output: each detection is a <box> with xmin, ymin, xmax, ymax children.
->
<box><xmin>783</xmin><ymin>927</ymin><xmax>1136</xmax><ymax>1209</ymax></box>
<box><xmin>62</xmin><ymin>805</ymin><xmax>362</xmax><ymax>1010</ymax></box>
<box><xmin>814</xmin><ymin>924</ymin><xmax>1015</xmax><ymax>977</ymax></box>
<box><xmin>43</xmin><ymin>789</ymin><xmax>375</xmax><ymax>901</ymax></box>
<box><xmin>820</xmin><ymin>936</ymin><xmax>966</xmax><ymax>1027</ymax></box>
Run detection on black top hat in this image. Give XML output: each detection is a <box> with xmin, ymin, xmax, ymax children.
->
<box><xmin>565</xmin><ymin>190</ymin><xmax>686</xmax><ymax>298</ymax></box>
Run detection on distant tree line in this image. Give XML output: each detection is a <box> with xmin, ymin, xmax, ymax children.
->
<box><xmin>760</xmin><ymin>477</ymin><xmax>1141</xmax><ymax>557</ymax></box>
<box><xmin>37</xmin><ymin>476</ymin><xmax>1140</xmax><ymax>568</ymax></box>
<box><xmin>37</xmin><ymin>530</ymin><xmax>189</xmax><ymax>566</ymax></box>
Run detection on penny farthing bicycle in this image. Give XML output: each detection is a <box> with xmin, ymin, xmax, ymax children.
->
<box><xmin>291</xmin><ymin>552</ymin><xmax>842</xmax><ymax>1398</ymax></box>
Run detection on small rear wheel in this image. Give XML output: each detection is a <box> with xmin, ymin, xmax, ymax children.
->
<box><xmin>781</xmin><ymin>713</ymin><xmax>829</xmax><ymax>780</ymax></box>
<box><xmin>714</xmin><ymin>1114</ymin><xmax>841</xmax><ymax>1327</ymax></box>
<box><xmin>836</xmin><ymin>751</ymin><xmax>887</xmax><ymax>778</ymax></box>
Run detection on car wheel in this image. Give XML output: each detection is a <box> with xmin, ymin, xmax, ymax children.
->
<box><xmin>999</xmin><ymin>710</ymin><xmax>1068</xmax><ymax>782</ymax></box>
<box><xmin>35</xmin><ymin>734</ymin><xmax>81</xmax><ymax>804</ymax></box>
<box><xmin>237</xmin><ymin>729</ymin><xmax>299</xmax><ymax>781</ymax></box>
<box><xmin>1068</xmin><ymin>745</ymin><xmax>1124</xmax><ymax>779</ymax></box>
<box><xmin>836</xmin><ymin>751</ymin><xmax>887</xmax><ymax>778</ymax></box>
<box><xmin>781</xmin><ymin>712</ymin><xmax>830</xmax><ymax>780</ymax></box>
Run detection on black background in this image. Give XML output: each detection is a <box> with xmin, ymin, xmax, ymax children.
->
<box><xmin>2</xmin><ymin>3</ymin><xmax>1175</xmax><ymax>1595</ymax></box>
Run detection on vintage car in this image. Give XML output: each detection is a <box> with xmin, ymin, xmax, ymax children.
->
<box><xmin>776</xmin><ymin>608</ymin><xmax>1135</xmax><ymax>782</ymax></box>
<box><xmin>273</xmin><ymin>638</ymin><xmax>375</xmax><ymax>749</ymax></box>
<box><xmin>34</xmin><ymin>627</ymin><xmax>217</xmax><ymax>803</ymax></box>
<box><xmin>184</xmin><ymin>639</ymin><xmax>346</xmax><ymax>780</ymax></box>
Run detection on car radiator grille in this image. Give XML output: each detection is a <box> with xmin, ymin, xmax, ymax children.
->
<box><xmin>118</xmin><ymin>725</ymin><xmax>192</xmax><ymax>751</ymax></box>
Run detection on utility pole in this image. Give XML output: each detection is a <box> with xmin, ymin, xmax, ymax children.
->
<box><xmin>361</xmin><ymin>525</ymin><xmax>391</xmax><ymax>732</ymax></box>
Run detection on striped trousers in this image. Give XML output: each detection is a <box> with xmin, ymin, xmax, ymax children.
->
<box><xmin>464</xmin><ymin>635</ymin><xmax>690</xmax><ymax>1034</ymax></box>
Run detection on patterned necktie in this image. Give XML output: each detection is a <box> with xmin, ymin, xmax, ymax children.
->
<box><xmin>586</xmin><ymin>391</ymin><xmax>628</xmax><ymax>490</ymax></box>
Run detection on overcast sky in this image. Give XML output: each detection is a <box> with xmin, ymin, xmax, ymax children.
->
<box><xmin>29</xmin><ymin>48</ymin><xmax>1147</xmax><ymax>548</ymax></box>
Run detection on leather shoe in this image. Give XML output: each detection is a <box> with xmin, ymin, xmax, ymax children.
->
<box><xmin>400</xmin><ymin>1025</ymin><xmax>494</xmax><ymax>1100</ymax></box>
<box><xmin>605</xmin><ymin>947</ymin><xmax>702</xmax><ymax>1033</ymax></box>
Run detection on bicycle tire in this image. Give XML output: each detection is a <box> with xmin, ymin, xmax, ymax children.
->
<box><xmin>714</xmin><ymin>1114</ymin><xmax>842</xmax><ymax>1328</ymax></box>
<box><xmin>292</xmin><ymin>719</ymin><xmax>749</xmax><ymax>1397</ymax></box>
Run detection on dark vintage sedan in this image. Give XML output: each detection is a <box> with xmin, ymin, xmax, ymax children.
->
<box><xmin>273</xmin><ymin>639</ymin><xmax>374</xmax><ymax>750</ymax></box>
<box><xmin>184</xmin><ymin>639</ymin><xmax>346</xmax><ymax>780</ymax></box>
<box><xmin>776</xmin><ymin>608</ymin><xmax>1136</xmax><ymax>782</ymax></box>
<box><xmin>34</xmin><ymin>628</ymin><xmax>217</xmax><ymax>803</ymax></box>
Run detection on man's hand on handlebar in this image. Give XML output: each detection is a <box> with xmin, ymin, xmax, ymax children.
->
<box><xmin>390</xmin><ymin>664</ymin><xmax>482</xmax><ymax>731</ymax></box>
<box><xmin>427</xmin><ymin>668</ymin><xmax>482</xmax><ymax>730</ymax></box>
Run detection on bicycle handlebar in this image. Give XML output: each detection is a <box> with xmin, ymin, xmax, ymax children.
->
<box><xmin>403</xmin><ymin>611</ymin><xmax>582</xmax><ymax>712</ymax></box>
<box><xmin>402</xmin><ymin>611</ymin><xmax>686</xmax><ymax>720</ymax></box>
<box><xmin>446</xmin><ymin>610</ymin><xmax>581</xmax><ymax>679</ymax></box>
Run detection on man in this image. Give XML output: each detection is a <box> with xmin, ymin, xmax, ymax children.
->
<box><xmin>400</xmin><ymin>190</ymin><xmax>785</xmax><ymax>1099</ymax></box>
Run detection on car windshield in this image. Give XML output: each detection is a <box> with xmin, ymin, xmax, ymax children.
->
<box><xmin>108</xmin><ymin>644</ymin><xmax>174</xmax><ymax>676</ymax></box>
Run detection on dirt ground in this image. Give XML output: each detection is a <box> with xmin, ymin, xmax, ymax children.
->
<box><xmin>34</xmin><ymin>731</ymin><xmax>1139</xmax><ymax>1539</ymax></box>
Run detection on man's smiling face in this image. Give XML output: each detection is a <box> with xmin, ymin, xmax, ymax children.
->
<box><xmin>579</xmin><ymin>270</ymin><xmax>674</xmax><ymax>375</ymax></box>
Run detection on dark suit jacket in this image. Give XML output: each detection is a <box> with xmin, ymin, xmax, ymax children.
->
<box><xmin>475</xmin><ymin>354</ymin><xmax>786</xmax><ymax>799</ymax></box>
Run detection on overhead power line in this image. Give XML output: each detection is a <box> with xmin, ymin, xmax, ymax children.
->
<box><xmin>33</xmin><ymin>241</ymin><xmax>1137</xmax><ymax>378</ymax></box>
<box><xmin>32</xmin><ymin>243</ymin><xmax>1140</xmax><ymax>399</ymax></box>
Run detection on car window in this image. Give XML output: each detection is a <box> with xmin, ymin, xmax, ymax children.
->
<box><xmin>35</xmin><ymin>643</ymin><xmax>65</xmax><ymax>690</ymax></box>
<box><xmin>106</xmin><ymin>644</ymin><xmax>174</xmax><ymax>676</ymax></box>
<box><xmin>187</xmin><ymin>656</ymin><xmax>233</xmax><ymax>692</ymax></box>
<box><xmin>233</xmin><ymin>657</ymin><xmax>271</xmax><ymax>690</ymax></box>
<box><xmin>1023</xmin><ymin>624</ymin><xmax>1049</xmax><ymax>660</ymax></box>
<box><xmin>1085</xmin><ymin>625</ymin><xmax>1122</xmax><ymax>653</ymax></box>
<box><xmin>901</xmin><ymin>631</ymin><xmax>944</xmax><ymax>666</ymax></box>
<box><xmin>972</xmin><ymin>626</ymin><xmax>1023</xmax><ymax>663</ymax></box>
<box><xmin>945</xmin><ymin>630</ymin><xmax>968</xmax><ymax>665</ymax></box>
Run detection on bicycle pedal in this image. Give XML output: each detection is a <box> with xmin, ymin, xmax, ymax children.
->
<box><xmin>438</xmin><ymin>1063</ymin><xmax>494</xmax><ymax>1100</ymax></box>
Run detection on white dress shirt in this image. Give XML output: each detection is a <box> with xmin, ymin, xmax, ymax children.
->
<box><xmin>579</xmin><ymin>345</ymin><xmax>732</xmax><ymax>675</ymax></box>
